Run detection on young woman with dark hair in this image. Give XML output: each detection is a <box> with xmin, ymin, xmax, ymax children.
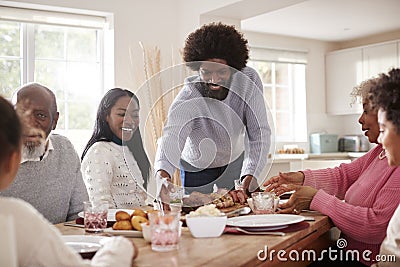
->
<box><xmin>81</xmin><ymin>88</ymin><xmax>151</xmax><ymax>208</ymax></box>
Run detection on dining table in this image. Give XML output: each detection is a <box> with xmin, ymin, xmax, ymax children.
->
<box><xmin>56</xmin><ymin>210</ymin><xmax>334</xmax><ymax>267</ymax></box>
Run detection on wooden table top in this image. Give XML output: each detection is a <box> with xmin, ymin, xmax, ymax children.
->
<box><xmin>56</xmin><ymin>211</ymin><xmax>333</xmax><ymax>267</ymax></box>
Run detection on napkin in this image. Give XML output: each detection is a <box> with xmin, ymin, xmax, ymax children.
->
<box><xmin>223</xmin><ymin>221</ymin><xmax>309</xmax><ymax>234</ymax></box>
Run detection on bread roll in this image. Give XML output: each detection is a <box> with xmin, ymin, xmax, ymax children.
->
<box><xmin>115</xmin><ymin>211</ymin><xmax>131</xmax><ymax>221</ymax></box>
<box><xmin>131</xmin><ymin>216</ymin><xmax>148</xmax><ymax>231</ymax></box>
<box><xmin>112</xmin><ymin>220</ymin><xmax>133</xmax><ymax>230</ymax></box>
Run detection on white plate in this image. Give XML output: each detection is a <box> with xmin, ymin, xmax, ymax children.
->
<box><xmin>103</xmin><ymin>228</ymin><xmax>143</xmax><ymax>237</ymax></box>
<box><xmin>78</xmin><ymin>209</ymin><xmax>134</xmax><ymax>221</ymax></box>
<box><xmin>226</xmin><ymin>214</ymin><xmax>305</xmax><ymax>228</ymax></box>
<box><xmin>62</xmin><ymin>235</ymin><xmax>110</xmax><ymax>253</ymax></box>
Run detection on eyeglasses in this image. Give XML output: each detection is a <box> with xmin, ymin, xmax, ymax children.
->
<box><xmin>199</xmin><ymin>67</ymin><xmax>231</xmax><ymax>80</ymax></box>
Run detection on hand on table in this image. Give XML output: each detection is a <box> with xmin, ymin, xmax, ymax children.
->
<box><xmin>263</xmin><ymin>171</ymin><xmax>305</xmax><ymax>195</ymax></box>
<box><xmin>276</xmin><ymin>185</ymin><xmax>318</xmax><ymax>215</ymax></box>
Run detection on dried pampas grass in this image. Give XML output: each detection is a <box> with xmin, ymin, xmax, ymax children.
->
<box><xmin>140</xmin><ymin>43</ymin><xmax>188</xmax><ymax>185</ymax></box>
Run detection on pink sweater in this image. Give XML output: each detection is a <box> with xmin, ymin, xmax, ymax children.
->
<box><xmin>303</xmin><ymin>145</ymin><xmax>400</xmax><ymax>266</ymax></box>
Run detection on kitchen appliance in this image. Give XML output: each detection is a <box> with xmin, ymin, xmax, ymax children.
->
<box><xmin>338</xmin><ymin>135</ymin><xmax>369</xmax><ymax>152</ymax></box>
<box><xmin>309</xmin><ymin>133</ymin><xmax>338</xmax><ymax>154</ymax></box>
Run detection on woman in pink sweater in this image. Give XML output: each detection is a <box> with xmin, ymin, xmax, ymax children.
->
<box><xmin>264</xmin><ymin>77</ymin><xmax>400</xmax><ymax>266</ymax></box>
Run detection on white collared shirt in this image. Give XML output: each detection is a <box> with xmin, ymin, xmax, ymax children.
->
<box><xmin>20</xmin><ymin>137</ymin><xmax>54</xmax><ymax>163</ymax></box>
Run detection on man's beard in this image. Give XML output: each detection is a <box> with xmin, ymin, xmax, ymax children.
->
<box><xmin>21</xmin><ymin>140</ymin><xmax>46</xmax><ymax>162</ymax></box>
<box><xmin>198</xmin><ymin>81</ymin><xmax>230</xmax><ymax>101</ymax></box>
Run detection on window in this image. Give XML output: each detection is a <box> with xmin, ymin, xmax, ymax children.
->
<box><xmin>248</xmin><ymin>47</ymin><xmax>307</xmax><ymax>142</ymax></box>
<box><xmin>0</xmin><ymin>5</ymin><xmax>112</xmax><ymax>155</ymax></box>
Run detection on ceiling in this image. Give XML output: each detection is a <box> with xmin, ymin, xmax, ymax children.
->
<box><xmin>204</xmin><ymin>0</ymin><xmax>400</xmax><ymax>42</ymax></box>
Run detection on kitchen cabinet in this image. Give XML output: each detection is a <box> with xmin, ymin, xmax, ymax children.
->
<box><xmin>363</xmin><ymin>41</ymin><xmax>398</xmax><ymax>79</ymax></box>
<box><xmin>326</xmin><ymin>40</ymin><xmax>399</xmax><ymax>115</ymax></box>
<box><xmin>326</xmin><ymin>48</ymin><xmax>363</xmax><ymax>115</ymax></box>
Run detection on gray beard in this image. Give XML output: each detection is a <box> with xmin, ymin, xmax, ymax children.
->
<box><xmin>21</xmin><ymin>141</ymin><xmax>46</xmax><ymax>162</ymax></box>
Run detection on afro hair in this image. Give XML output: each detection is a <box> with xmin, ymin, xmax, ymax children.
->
<box><xmin>183</xmin><ymin>22</ymin><xmax>249</xmax><ymax>71</ymax></box>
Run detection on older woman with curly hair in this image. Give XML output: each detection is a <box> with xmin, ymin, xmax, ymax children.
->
<box><xmin>264</xmin><ymin>76</ymin><xmax>400</xmax><ymax>266</ymax></box>
<box><xmin>155</xmin><ymin>22</ymin><xmax>271</xmax><ymax>204</ymax></box>
<box><xmin>369</xmin><ymin>68</ymin><xmax>400</xmax><ymax>267</ymax></box>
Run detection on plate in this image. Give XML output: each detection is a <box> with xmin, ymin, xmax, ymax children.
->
<box><xmin>103</xmin><ymin>228</ymin><xmax>143</xmax><ymax>237</ymax></box>
<box><xmin>62</xmin><ymin>235</ymin><xmax>110</xmax><ymax>258</ymax></box>
<box><xmin>78</xmin><ymin>209</ymin><xmax>134</xmax><ymax>221</ymax></box>
<box><xmin>226</xmin><ymin>214</ymin><xmax>304</xmax><ymax>228</ymax></box>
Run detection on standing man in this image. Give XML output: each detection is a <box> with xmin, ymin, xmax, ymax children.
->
<box><xmin>0</xmin><ymin>83</ymin><xmax>88</xmax><ymax>224</ymax></box>
<box><xmin>155</xmin><ymin>22</ymin><xmax>271</xmax><ymax>202</ymax></box>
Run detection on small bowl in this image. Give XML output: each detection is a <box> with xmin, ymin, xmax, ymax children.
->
<box><xmin>185</xmin><ymin>215</ymin><xmax>227</xmax><ymax>238</ymax></box>
<box><xmin>141</xmin><ymin>221</ymin><xmax>183</xmax><ymax>243</ymax></box>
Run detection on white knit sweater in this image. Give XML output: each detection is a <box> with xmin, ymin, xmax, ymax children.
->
<box><xmin>81</xmin><ymin>141</ymin><xmax>147</xmax><ymax>208</ymax></box>
<box><xmin>0</xmin><ymin>197</ymin><xmax>134</xmax><ymax>267</ymax></box>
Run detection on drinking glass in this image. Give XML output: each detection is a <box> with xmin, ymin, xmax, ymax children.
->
<box><xmin>83</xmin><ymin>200</ymin><xmax>108</xmax><ymax>233</ymax></box>
<box><xmin>251</xmin><ymin>192</ymin><xmax>275</xmax><ymax>214</ymax></box>
<box><xmin>169</xmin><ymin>186</ymin><xmax>184</xmax><ymax>213</ymax></box>
<box><xmin>148</xmin><ymin>211</ymin><xmax>180</xmax><ymax>252</ymax></box>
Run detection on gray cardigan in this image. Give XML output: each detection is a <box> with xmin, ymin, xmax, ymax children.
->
<box><xmin>0</xmin><ymin>134</ymin><xmax>88</xmax><ymax>224</ymax></box>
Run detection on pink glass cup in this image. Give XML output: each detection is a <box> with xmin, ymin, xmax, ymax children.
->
<box><xmin>148</xmin><ymin>211</ymin><xmax>180</xmax><ymax>252</ymax></box>
<box><xmin>83</xmin><ymin>201</ymin><xmax>108</xmax><ymax>233</ymax></box>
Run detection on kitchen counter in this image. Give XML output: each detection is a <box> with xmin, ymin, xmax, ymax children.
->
<box><xmin>266</xmin><ymin>152</ymin><xmax>368</xmax><ymax>179</ymax></box>
<box><xmin>272</xmin><ymin>152</ymin><xmax>366</xmax><ymax>162</ymax></box>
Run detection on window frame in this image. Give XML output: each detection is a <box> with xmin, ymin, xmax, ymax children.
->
<box><xmin>0</xmin><ymin>4</ymin><xmax>113</xmax><ymax>154</ymax></box>
<box><xmin>248</xmin><ymin>50</ymin><xmax>307</xmax><ymax>143</ymax></box>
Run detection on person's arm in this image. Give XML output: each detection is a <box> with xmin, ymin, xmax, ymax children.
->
<box><xmin>239</xmin><ymin>67</ymin><xmax>271</xmax><ymax>182</ymax></box>
<box><xmin>154</xmin><ymin>91</ymin><xmax>193</xmax><ymax>179</ymax></box>
<box><xmin>80</xmin><ymin>143</ymin><xmax>114</xmax><ymax>208</ymax></box>
<box><xmin>310</xmin><ymin>173</ymin><xmax>400</xmax><ymax>244</ymax></box>
<box><xmin>9</xmin><ymin>198</ymin><xmax>136</xmax><ymax>267</ymax></box>
<box><xmin>302</xmin><ymin>146</ymin><xmax>378</xmax><ymax>199</ymax></box>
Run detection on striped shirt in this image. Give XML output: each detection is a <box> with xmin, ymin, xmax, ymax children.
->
<box><xmin>154</xmin><ymin>66</ymin><xmax>271</xmax><ymax>179</ymax></box>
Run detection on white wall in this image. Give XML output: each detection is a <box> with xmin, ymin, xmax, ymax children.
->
<box><xmin>8</xmin><ymin>0</ymin><xmax>400</xmax><ymax>151</ymax></box>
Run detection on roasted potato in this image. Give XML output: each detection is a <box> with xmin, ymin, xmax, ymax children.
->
<box><xmin>131</xmin><ymin>215</ymin><xmax>149</xmax><ymax>231</ymax></box>
<box><xmin>112</xmin><ymin>220</ymin><xmax>133</xmax><ymax>230</ymax></box>
<box><xmin>131</xmin><ymin>208</ymin><xmax>147</xmax><ymax>219</ymax></box>
<box><xmin>115</xmin><ymin>211</ymin><xmax>131</xmax><ymax>221</ymax></box>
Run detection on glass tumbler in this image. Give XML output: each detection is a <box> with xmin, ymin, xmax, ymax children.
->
<box><xmin>148</xmin><ymin>211</ymin><xmax>180</xmax><ymax>252</ymax></box>
<box><xmin>251</xmin><ymin>192</ymin><xmax>275</xmax><ymax>214</ymax></box>
<box><xmin>83</xmin><ymin>200</ymin><xmax>108</xmax><ymax>233</ymax></box>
